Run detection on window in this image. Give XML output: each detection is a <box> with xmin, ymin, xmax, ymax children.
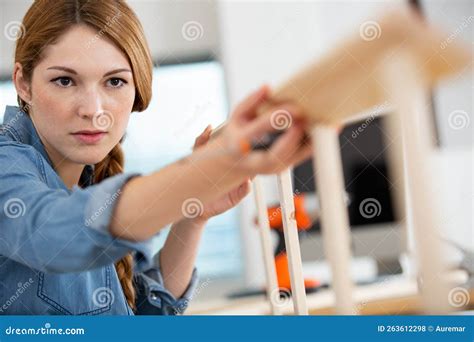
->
<box><xmin>122</xmin><ymin>61</ymin><xmax>242</xmax><ymax>278</ymax></box>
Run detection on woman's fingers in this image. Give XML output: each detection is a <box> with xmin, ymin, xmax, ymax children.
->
<box><xmin>215</xmin><ymin>87</ymin><xmax>313</xmax><ymax>175</ymax></box>
<box><xmin>232</xmin><ymin>85</ymin><xmax>270</xmax><ymax>123</ymax></box>
<box><xmin>237</xmin><ymin>178</ymin><xmax>251</xmax><ymax>198</ymax></box>
<box><xmin>286</xmin><ymin>138</ymin><xmax>313</xmax><ymax>167</ymax></box>
<box><xmin>241</xmin><ymin>123</ymin><xmax>311</xmax><ymax>174</ymax></box>
<box><xmin>226</xmin><ymin>179</ymin><xmax>252</xmax><ymax>209</ymax></box>
<box><xmin>264</xmin><ymin>124</ymin><xmax>307</xmax><ymax>171</ymax></box>
<box><xmin>241</xmin><ymin>102</ymin><xmax>305</xmax><ymax>143</ymax></box>
<box><xmin>193</xmin><ymin>124</ymin><xmax>212</xmax><ymax>150</ymax></box>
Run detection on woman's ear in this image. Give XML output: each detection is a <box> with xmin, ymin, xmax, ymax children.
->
<box><xmin>12</xmin><ymin>62</ymin><xmax>32</xmax><ymax>105</ymax></box>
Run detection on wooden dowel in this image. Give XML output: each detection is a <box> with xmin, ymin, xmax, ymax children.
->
<box><xmin>383</xmin><ymin>107</ymin><xmax>414</xmax><ymax>276</ymax></box>
<box><xmin>381</xmin><ymin>53</ymin><xmax>450</xmax><ymax>313</ymax></box>
<box><xmin>253</xmin><ymin>178</ymin><xmax>282</xmax><ymax>315</ymax></box>
<box><xmin>276</xmin><ymin>169</ymin><xmax>308</xmax><ymax>315</ymax></box>
<box><xmin>311</xmin><ymin>125</ymin><xmax>356</xmax><ymax>314</ymax></box>
<box><xmin>341</xmin><ymin>104</ymin><xmax>392</xmax><ymax>126</ymax></box>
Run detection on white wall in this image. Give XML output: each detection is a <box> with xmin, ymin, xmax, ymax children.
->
<box><xmin>128</xmin><ymin>0</ymin><xmax>219</xmax><ymax>62</ymax></box>
<box><xmin>422</xmin><ymin>0</ymin><xmax>473</xmax><ymax>148</ymax></box>
<box><xmin>0</xmin><ymin>0</ymin><xmax>219</xmax><ymax>76</ymax></box>
<box><xmin>0</xmin><ymin>0</ymin><xmax>31</xmax><ymax>76</ymax></box>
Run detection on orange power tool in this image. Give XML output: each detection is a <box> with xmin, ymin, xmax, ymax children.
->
<box><xmin>259</xmin><ymin>193</ymin><xmax>322</xmax><ymax>292</ymax></box>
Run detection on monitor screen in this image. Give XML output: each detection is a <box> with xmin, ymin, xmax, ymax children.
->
<box><xmin>293</xmin><ymin>116</ymin><xmax>395</xmax><ymax>229</ymax></box>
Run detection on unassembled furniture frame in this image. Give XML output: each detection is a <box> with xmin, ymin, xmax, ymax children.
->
<box><xmin>249</xmin><ymin>7</ymin><xmax>471</xmax><ymax>315</ymax></box>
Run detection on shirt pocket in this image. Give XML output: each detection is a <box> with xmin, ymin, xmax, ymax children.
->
<box><xmin>37</xmin><ymin>265</ymin><xmax>113</xmax><ymax>315</ymax></box>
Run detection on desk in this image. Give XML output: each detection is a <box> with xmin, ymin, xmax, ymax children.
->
<box><xmin>187</xmin><ymin>272</ymin><xmax>473</xmax><ymax>315</ymax></box>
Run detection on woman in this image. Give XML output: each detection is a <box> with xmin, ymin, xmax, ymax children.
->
<box><xmin>0</xmin><ymin>0</ymin><xmax>311</xmax><ymax>315</ymax></box>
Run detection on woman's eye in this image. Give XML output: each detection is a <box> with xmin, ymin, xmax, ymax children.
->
<box><xmin>52</xmin><ymin>77</ymin><xmax>73</xmax><ymax>87</ymax></box>
<box><xmin>107</xmin><ymin>78</ymin><xmax>126</xmax><ymax>88</ymax></box>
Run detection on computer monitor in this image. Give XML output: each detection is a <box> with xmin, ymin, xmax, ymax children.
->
<box><xmin>293</xmin><ymin>115</ymin><xmax>402</xmax><ymax>278</ymax></box>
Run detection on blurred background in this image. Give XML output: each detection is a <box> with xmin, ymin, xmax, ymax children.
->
<box><xmin>0</xmin><ymin>0</ymin><xmax>472</xmax><ymax>312</ymax></box>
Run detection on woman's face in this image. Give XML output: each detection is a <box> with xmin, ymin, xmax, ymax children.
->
<box><xmin>22</xmin><ymin>24</ymin><xmax>136</xmax><ymax>166</ymax></box>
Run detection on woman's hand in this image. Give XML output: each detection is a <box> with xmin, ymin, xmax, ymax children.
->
<box><xmin>213</xmin><ymin>85</ymin><xmax>312</xmax><ymax>177</ymax></box>
<box><xmin>192</xmin><ymin>125</ymin><xmax>252</xmax><ymax>220</ymax></box>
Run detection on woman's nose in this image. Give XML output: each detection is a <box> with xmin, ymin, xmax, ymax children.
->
<box><xmin>76</xmin><ymin>89</ymin><xmax>104</xmax><ymax>119</ymax></box>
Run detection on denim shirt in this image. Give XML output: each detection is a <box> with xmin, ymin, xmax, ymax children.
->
<box><xmin>0</xmin><ymin>105</ymin><xmax>197</xmax><ymax>315</ymax></box>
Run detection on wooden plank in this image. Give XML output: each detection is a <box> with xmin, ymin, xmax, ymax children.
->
<box><xmin>276</xmin><ymin>169</ymin><xmax>308</xmax><ymax>315</ymax></box>
<box><xmin>257</xmin><ymin>7</ymin><xmax>471</xmax><ymax>125</ymax></box>
<box><xmin>381</xmin><ymin>53</ymin><xmax>451</xmax><ymax>313</ymax></box>
<box><xmin>311</xmin><ymin>125</ymin><xmax>356</xmax><ymax>314</ymax></box>
<box><xmin>253</xmin><ymin>178</ymin><xmax>282</xmax><ymax>315</ymax></box>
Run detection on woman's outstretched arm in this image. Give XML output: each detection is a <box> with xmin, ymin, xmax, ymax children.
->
<box><xmin>109</xmin><ymin>135</ymin><xmax>248</xmax><ymax>241</ymax></box>
<box><xmin>159</xmin><ymin>217</ymin><xmax>206</xmax><ymax>298</ymax></box>
<box><xmin>110</xmin><ymin>86</ymin><xmax>312</xmax><ymax>242</ymax></box>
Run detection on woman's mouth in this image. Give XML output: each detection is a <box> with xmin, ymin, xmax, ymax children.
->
<box><xmin>72</xmin><ymin>130</ymin><xmax>107</xmax><ymax>144</ymax></box>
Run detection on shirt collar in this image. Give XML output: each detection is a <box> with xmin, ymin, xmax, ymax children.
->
<box><xmin>2</xmin><ymin>105</ymin><xmax>94</xmax><ymax>187</ymax></box>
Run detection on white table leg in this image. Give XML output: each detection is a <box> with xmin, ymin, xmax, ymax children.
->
<box><xmin>382</xmin><ymin>55</ymin><xmax>450</xmax><ymax>313</ymax></box>
<box><xmin>311</xmin><ymin>125</ymin><xmax>356</xmax><ymax>314</ymax></box>
<box><xmin>253</xmin><ymin>178</ymin><xmax>282</xmax><ymax>315</ymax></box>
<box><xmin>383</xmin><ymin>101</ymin><xmax>427</xmax><ymax>283</ymax></box>
<box><xmin>276</xmin><ymin>169</ymin><xmax>308</xmax><ymax>315</ymax></box>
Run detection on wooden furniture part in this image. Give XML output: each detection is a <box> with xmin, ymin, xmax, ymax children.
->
<box><xmin>252</xmin><ymin>178</ymin><xmax>282</xmax><ymax>315</ymax></box>
<box><xmin>210</xmin><ymin>119</ymin><xmax>309</xmax><ymax>315</ymax></box>
<box><xmin>209</xmin><ymin>6</ymin><xmax>470</xmax><ymax>316</ymax></box>
<box><xmin>312</xmin><ymin>126</ymin><xmax>355</xmax><ymax>314</ymax></box>
<box><xmin>275</xmin><ymin>169</ymin><xmax>308</xmax><ymax>315</ymax></box>
<box><xmin>256</xmin><ymin>6</ymin><xmax>472</xmax><ymax>314</ymax></box>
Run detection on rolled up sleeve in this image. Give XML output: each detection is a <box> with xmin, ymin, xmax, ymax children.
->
<box><xmin>134</xmin><ymin>251</ymin><xmax>199</xmax><ymax>315</ymax></box>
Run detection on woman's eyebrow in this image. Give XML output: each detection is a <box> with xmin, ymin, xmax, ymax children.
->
<box><xmin>46</xmin><ymin>66</ymin><xmax>132</xmax><ymax>77</ymax></box>
<box><xmin>103</xmin><ymin>68</ymin><xmax>132</xmax><ymax>77</ymax></box>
